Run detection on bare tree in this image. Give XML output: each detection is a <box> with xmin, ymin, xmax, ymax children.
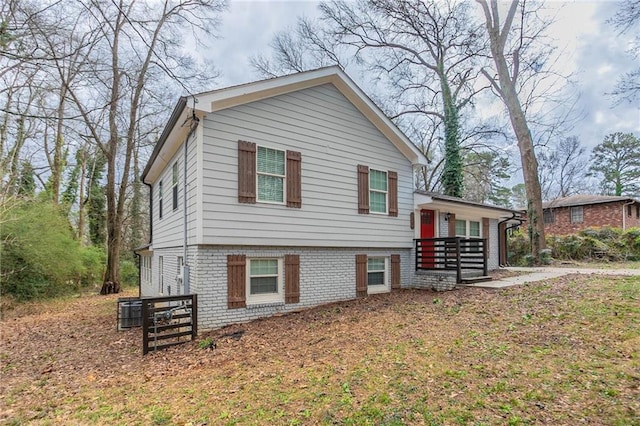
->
<box><xmin>609</xmin><ymin>0</ymin><xmax>640</xmax><ymax>103</ymax></box>
<box><xmin>251</xmin><ymin>18</ymin><xmax>345</xmax><ymax>78</ymax></box>
<box><xmin>476</xmin><ymin>0</ymin><xmax>548</xmax><ymax>261</ymax></box>
<box><xmin>1</xmin><ymin>0</ymin><xmax>92</xmax><ymax>203</ymax></box>
<box><xmin>537</xmin><ymin>136</ymin><xmax>588</xmax><ymax>200</ymax></box>
<box><xmin>56</xmin><ymin>0</ymin><xmax>226</xmax><ymax>293</ymax></box>
<box><xmin>254</xmin><ymin>0</ymin><xmax>497</xmax><ymax>198</ymax></box>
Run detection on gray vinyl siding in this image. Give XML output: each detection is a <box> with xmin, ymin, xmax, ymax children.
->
<box><xmin>152</xmin><ymin>132</ymin><xmax>198</xmax><ymax>248</ymax></box>
<box><xmin>185</xmin><ymin>131</ymin><xmax>199</xmax><ymax>243</ymax></box>
<box><xmin>144</xmin><ymin>248</ymin><xmax>185</xmax><ymax>297</ymax></box>
<box><xmin>200</xmin><ymin>84</ymin><xmax>414</xmax><ymax>248</ymax></box>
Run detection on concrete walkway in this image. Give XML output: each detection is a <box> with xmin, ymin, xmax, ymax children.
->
<box><xmin>467</xmin><ymin>266</ymin><xmax>640</xmax><ymax>289</ymax></box>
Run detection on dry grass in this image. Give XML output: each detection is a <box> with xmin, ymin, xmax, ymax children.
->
<box><xmin>1</xmin><ymin>275</ymin><xmax>639</xmax><ymax>425</ymax></box>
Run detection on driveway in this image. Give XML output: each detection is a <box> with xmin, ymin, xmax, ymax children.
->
<box><xmin>469</xmin><ymin>266</ymin><xmax>640</xmax><ymax>288</ymax></box>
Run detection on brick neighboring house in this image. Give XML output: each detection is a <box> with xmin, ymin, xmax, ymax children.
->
<box><xmin>543</xmin><ymin>195</ymin><xmax>640</xmax><ymax>235</ymax></box>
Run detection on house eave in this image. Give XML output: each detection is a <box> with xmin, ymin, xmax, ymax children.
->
<box><xmin>543</xmin><ymin>197</ymin><xmax>639</xmax><ymax>209</ymax></box>
<box><xmin>142</xmin><ymin>100</ymin><xmax>206</xmax><ymax>185</ymax></box>
<box><xmin>197</xmin><ymin>66</ymin><xmax>428</xmax><ymax>167</ymax></box>
<box><xmin>142</xmin><ymin>97</ymin><xmax>188</xmax><ymax>184</ymax></box>
<box><xmin>142</xmin><ymin>67</ymin><xmax>429</xmax><ymax>186</ymax></box>
<box><xmin>415</xmin><ymin>191</ymin><xmax>524</xmax><ymax>220</ymax></box>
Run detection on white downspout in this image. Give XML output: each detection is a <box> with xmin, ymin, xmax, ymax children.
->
<box><xmin>183</xmin><ymin>110</ymin><xmax>200</xmax><ymax>295</ymax></box>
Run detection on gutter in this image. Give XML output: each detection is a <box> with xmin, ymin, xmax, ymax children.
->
<box><xmin>498</xmin><ymin>213</ymin><xmax>525</xmax><ymax>267</ymax></box>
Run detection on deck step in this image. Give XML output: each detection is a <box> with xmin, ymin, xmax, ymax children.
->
<box><xmin>460</xmin><ymin>276</ymin><xmax>492</xmax><ymax>285</ymax></box>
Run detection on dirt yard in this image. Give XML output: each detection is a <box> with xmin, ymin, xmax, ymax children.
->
<box><xmin>1</xmin><ymin>275</ymin><xmax>639</xmax><ymax>425</ymax></box>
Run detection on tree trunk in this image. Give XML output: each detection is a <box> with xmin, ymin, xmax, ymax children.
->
<box><xmin>440</xmin><ymin>75</ymin><xmax>463</xmax><ymax>198</ymax></box>
<box><xmin>77</xmin><ymin>148</ymin><xmax>87</xmax><ymax>243</ymax></box>
<box><xmin>479</xmin><ymin>0</ymin><xmax>546</xmax><ymax>262</ymax></box>
<box><xmin>497</xmin><ymin>65</ymin><xmax>546</xmax><ymax>259</ymax></box>
<box><xmin>51</xmin><ymin>84</ymin><xmax>68</xmax><ymax>204</ymax></box>
<box><xmin>101</xmin><ymin>151</ymin><xmax>121</xmax><ymax>294</ymax></box>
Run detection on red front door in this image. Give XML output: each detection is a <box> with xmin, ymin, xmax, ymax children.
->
<box><xmin>420</xmin><ymin>209</ymin><xmax>435</xmax><ymax>268</ymax></box>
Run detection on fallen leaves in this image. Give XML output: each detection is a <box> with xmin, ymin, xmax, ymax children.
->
<box><xmin>1</xmin><ymin>276</ymin><xmax>639</xmax><ymax>424</ymax></box>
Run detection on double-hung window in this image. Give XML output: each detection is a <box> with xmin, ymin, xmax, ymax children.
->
<box><xmin>369</xmin><ymin>169</ymin><xmax>388</xmax><ymax>214</ymax></box>
<box><xmin>455</xmin><ymin>219</ymin><xmax>481</xmax><ymax>237</ymax></box>
<box><xmin>141</xmin><ymin>256</ymin><xmax>152</xmax><ymax>287</ymax></box>
<box><xmin>172</xmin><ymin>162</ymin><xmax>179</xmax><ymax>211</ymax></box>
<box><xmin>257</xmin><ymin>146</ymin><xmax>285</xmax><ymax>203</ymax></box>
<box><xmin>238</xmin><ymin>140</ymin><xmax>301</xmax><ymax>207</ymax></box>
<box><xmin>158</xmin><ymin>180</ymin><xmax>163</xmax><ymax>219</ymax></box>
<box><xmin>158</xmin><ymin>256</ymin><xmax>164</xmax><ymax>294</ymax></box>
<box><xmin>469</xmin><ymin>221</ymin><xmax>480</xmax><ymax>237</ymax></box>
<box><xmin>570</xmin><ymin>206</ymin><xmax>583</xmax><ymax>223</ymax></box>
<box><xmin>357</xmin><ymin>165</ymin><xmax>397</xmax><ymax>216</ymax></box>
<box><xmin>455</xmin><ymin>219</ymin><xmax>481</xmax><ymax>252</ymax></box>
<box><xmin>367</xmin><ymin>257</ymin><xmax>388</xmax><ymax>293</ymax></box>
<box><xmin>247</xmin><ymin>258</ymin><xmax>283</xmax><ymax>304</ymax></box>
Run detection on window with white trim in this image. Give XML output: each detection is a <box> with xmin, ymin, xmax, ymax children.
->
<box><xmin>172</xmin><ymin>162</ymin><xmax>179</xmax><ymax>211</ymax></box>
<box><xmin>158</xmin><ymin>180</ymin><xmax>163</xmax><ymax>219</ymax></box>
<box><xmin>141</xmin><ymin>255</ymin><xmax>152</xmax><ymax>287</ymax></box>
<box><xmin>257</xmin><ymin>146</ymin><xmax>285</xmax><ymax>203</ymax></box>
<box><xmin>455</xmin><ymin>219</ymin><xmax>480</xmax><ymax>237</ymax></box>
<box><xmin>455</xmin><ymin>219</ymin><xmax>482</xmax><ymax>252</ymax></box>
<box><xmin>158</xmin><ymin>256</ymin><xmax>164</xmax><ymax>294</ymax></box>
<box><xmin>469</xmin><ymin>221</ymin><xmax>480</xmax><ymax>237</ymax></box>
<box><xmin>369</xmin><ymin>169</ymin><xmax>388</xmax><ymax>213</ymax></box>
<box><xmin>246</xmin><ymin>258</ymin><xmax>283</xmax><ymax>304</ymax></box>
<box><xmin>367</xmin><ymin>257</ymin><xmax>388</xmax><ymax>293</ymax></box>
<box><xmin>570</xmin><ymin>206</ymin><xmax>583</xmax><ymax>223</ymax></box>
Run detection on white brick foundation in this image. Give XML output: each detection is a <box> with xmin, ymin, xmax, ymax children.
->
<box><xmin>180</xmin><ymin>246</ymin><xmax>412</xmax><ymax>330</ymax></box>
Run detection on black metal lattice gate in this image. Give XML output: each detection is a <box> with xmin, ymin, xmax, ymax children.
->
<box><xmin>141</xmin><ymin>294</ymin><xmax>197</xmax><ymax>355</ymax></box>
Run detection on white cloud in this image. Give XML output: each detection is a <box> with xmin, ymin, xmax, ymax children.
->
<box><xmin>203</xmin><ymin>0</ymin><xmax>638</xmax><ymax>152</ymax></box>
<box><xmin>211</xmin><ymin>1</ymin><xmax>320</xmax><ymax>87</ymax></box>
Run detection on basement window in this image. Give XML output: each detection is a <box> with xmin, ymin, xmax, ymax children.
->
<box><xmin>246</xmin><ymin>258</ymin><xmax>283</xmax><ymax>305</ymax></box>
<box><xmin>367</xmin><ymin>257</ymin><xmax>388</xmax><ymax>294</ymax></box>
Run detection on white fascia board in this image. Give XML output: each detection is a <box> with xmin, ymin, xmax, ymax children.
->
<box><xmin>195</xmin><ymin>67</ymin><xmax>428</xmax><ymax>167</ymax></box>
<box><xmin>144</xmin><ymin>108</ymin><xmax>200</xmax><ymax>184</ymax></box>
<box><xmin>415</xmin><ymin>197</ymin><xmax>513</xmax><ymax>220</ymax></box>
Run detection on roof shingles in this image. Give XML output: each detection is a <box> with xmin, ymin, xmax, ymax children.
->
<box><xmin>543</xmin><ymin>195</ymin><xmax>639</xmax><ymax>209</ymax></box>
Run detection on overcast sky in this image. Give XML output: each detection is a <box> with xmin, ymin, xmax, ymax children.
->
<box><xmin>204</xmin><ymin>1</ymin><xmax>639</xmax><ymax>152</ymax></box>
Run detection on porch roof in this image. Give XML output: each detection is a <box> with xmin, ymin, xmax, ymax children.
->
<box><xmin>415</xmin><ymin>191</ymin><xmax>524</xmax><ymax>220</ymax></box>
<box><xmin>133</xmin><ymin>244</ymin><xmax>153</xmax><ymax>255</ymax></box>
